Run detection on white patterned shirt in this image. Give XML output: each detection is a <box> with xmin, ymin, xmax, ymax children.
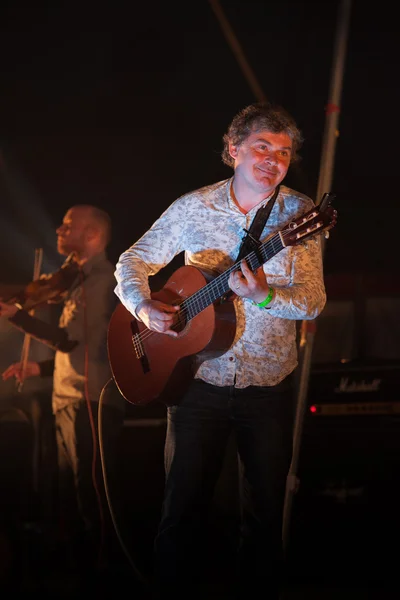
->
<box><xmin>114</xmin><ymin>177</ymin><xmax>326</xmax><ymax>388</ymax></box>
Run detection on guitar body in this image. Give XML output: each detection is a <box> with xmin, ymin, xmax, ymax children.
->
<box><xmin>107</xmin><ymin>265</ymin><xmax>236</xmax><ymax>406</ymax></box>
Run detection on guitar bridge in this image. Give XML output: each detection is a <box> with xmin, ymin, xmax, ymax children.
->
<box><xmin>130</xmin><ymin>323</ymin><xmax>150</xmax><ymax>374</ymax></box>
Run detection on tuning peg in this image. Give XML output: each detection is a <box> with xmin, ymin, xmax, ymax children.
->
<box><xmin>324</xmin><ymin>231</ymin><xmax>330</xmax><ymax>239</ymax></box>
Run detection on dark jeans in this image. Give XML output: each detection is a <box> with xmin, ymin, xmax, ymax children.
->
<box><xmin>153</xmin><ymin>376</ymin><xmax>294</xmax><ymax>597</ymax></box>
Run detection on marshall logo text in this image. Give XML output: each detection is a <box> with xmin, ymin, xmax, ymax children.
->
<box><xmin>334</xmin><ymin>377</ymin><xmax>382</xmax><ymax>394</ymax></box>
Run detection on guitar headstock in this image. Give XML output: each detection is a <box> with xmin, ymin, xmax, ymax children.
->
<box><xmin>281</xmin><ymin>193</ymin><xmax>337</xmax><ymax>248</ymax></box>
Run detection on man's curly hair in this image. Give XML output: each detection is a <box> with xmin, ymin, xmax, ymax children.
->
<box><xmin>221</xmin><ymin>101</ymin><xmax>304</xmax><ymax>168</ymax></box>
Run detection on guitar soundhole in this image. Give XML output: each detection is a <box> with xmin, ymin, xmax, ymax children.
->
<box><xmin>173</xmin><ymin>309</ymin><xmax>188</xmax><ymax>334</ymax></box>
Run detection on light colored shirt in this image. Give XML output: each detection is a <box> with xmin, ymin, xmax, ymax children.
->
<box><xmin>114</xmin><ymin>178</ymin><xmax>326</xmax><ymax>388</ymax></box>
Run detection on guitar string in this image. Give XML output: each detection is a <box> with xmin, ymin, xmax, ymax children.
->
<box><xmin>133</xmin><ymin>219</ymin><xmax>327</xmax><ymax>346</ymax></box>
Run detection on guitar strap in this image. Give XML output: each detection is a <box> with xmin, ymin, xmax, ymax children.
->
<box><xmin>222</xmin><ymin>184</ymin><xmax>280</xmax><ymax>302</ymax></box>
<box><xmin>235</xmin><ymin>184</ymin><xmax>280</xmax><ymax>264</ymax></box>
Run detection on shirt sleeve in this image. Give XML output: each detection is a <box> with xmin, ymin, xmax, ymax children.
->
<box><xmin>114</xmin><ymin>197</ymin><xmax>187</xmax><ymax>317</ymax></box>
<box><xmin>9</xmin><ymin>310</ymin><xmax>78</xmax><ymax>352</ymax></box>
<box><xmin>266</xmin><ymin>236</ymin><xmax>327</xmax><ymax>320</ymax></box>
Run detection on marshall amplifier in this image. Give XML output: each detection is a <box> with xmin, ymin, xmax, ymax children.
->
<box><xmin>306</xmin><ymin>358</ymin><xmax>400</xmax><ymax>417</ymax></box>
<box><xmin>288</xmin><ymin>359</ymin><xmax>400</xmax><ymax>580</ymax></box>
<box><xmin>295</xmin><ymin>358</ymin><xmax>400</xmax><ymax>505</ymax></box>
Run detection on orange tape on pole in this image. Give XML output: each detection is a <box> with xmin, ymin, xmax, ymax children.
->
<box><xmin>325</xmin><ymin>103</ymin><xmax>340</xmax><ymax>114</ymax></box>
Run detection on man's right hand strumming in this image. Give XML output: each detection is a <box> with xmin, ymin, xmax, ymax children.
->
<box><xmin>136</xmin><ymin>299</ymin><xmax>180</xmax><ymax>337</ymax></box>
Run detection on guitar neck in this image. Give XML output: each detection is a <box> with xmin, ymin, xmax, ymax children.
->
<box><xmin>181</xmin><ymin>232</ymin><xmax>284</xmax><ymax>320</ymax></box>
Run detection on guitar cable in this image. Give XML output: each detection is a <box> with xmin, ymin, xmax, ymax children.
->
<box><xmin>80</xmin><ymin>270</ymin><xmax>107</xmax><ymax>570</ymax></box>
<box><xmin>97</xmin><ymin>377</ymin><xmax>151</xmax><ymax>591</ymax></box>
<box><xmin>81</xmin><ymin>271</ymin><xmax>151</xmax><ymax>592</ymax></box>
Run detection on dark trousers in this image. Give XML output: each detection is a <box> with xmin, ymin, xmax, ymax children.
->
<box><xmin>153</xmin><ymin>377</ymin><xmax>294</xmax><ymax>598</ymax></box>
<box><xmin>55</xmin><ymin>400</ymin><xmax>124</xmax><ymax>572</ymax></box>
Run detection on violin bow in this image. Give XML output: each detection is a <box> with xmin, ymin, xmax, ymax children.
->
<box><xmin>17</xmin><ymin>247</ymin><xmax>43</xmax><ymax>392</ymax></box>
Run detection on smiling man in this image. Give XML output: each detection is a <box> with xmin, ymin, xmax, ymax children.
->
<box><xmin>114</xmin><ymin>101</ymin><xmax>327</xmax><ymax>599</ymax></box>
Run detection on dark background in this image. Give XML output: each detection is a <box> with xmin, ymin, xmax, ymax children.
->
<box><xmin>1</xmin><ymin>2</ymin><xmax>400</xmax><ymax>592</ymax></box>
<box><xmin>0</xmin><ymin>0</ymin><xmax>398</xmax><ymax>284</ymax></box>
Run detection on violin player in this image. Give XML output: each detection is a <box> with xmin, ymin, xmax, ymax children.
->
<box><xmin>0</xmin><ymin>205</ymin><xmax>125</xmax><ymax>590</ymax></box>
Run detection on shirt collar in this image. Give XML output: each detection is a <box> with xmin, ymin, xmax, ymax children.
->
<box><xmin>81</xmin><ymin>251</ymin><xmax>107</xmax><ymax>277</ymax></box>
<box><xmin>227</xmin><ymin>177</ymin><xmax>278</xmax><ymax>215</ymax></box>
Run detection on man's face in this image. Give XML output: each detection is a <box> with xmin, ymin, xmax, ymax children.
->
<box><xmin>56</xmin><ymin>208</ymin><xmax>90</xmax><ymax>256</ymax></box>
<box><xmin>229</xmin><ymin>130</ymin><xmax>292</xmax><ymax>194</ymax></box>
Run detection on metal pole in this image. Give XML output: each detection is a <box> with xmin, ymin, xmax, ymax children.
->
<box><xmin>282</xmin><ymin>0</ymin><xmax>352</xmax><ymax>553</ymax></box>
<box><xmin>316</xmin><ymin>0</ymin><xmax>352</xmax><ymax>208</ymax></box>
<box><xmin>208</xmin><ymin>0</ymin><xmax>266</xmax><ymax>102</ymax></box>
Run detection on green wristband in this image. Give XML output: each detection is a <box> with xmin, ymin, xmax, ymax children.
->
<box><xmin>253</xmin><ymin>287</ymin><xmax>274</xmax><ymax>308</ymax></box>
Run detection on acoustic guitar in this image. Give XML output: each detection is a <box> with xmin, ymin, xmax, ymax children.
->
<box><xmin>107</xmin><ymin>193</ymin><xmax>337</xmax><ymax>406</ymax></box>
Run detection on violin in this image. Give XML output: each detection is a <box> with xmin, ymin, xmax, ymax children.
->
<box><xmin>5</xmin><ymin>253</ymin><xmax>81</xmax><ymax>312</ymax></box>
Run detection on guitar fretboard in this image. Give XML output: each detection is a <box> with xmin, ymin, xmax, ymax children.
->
<box><xmin>181</xmin><ymin>231</ymin><xmax>284</xmax><ymax>320</ymax></box>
